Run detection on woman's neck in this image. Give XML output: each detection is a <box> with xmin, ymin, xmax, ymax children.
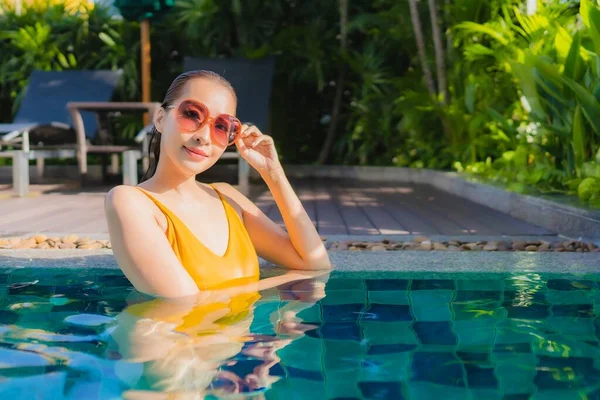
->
<box><xmin>144</xmin><ymin>159</ymin><xmax>201</xmax><ymax>196</ymax></box>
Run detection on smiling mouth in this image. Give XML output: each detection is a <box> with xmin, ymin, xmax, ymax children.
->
<box><xmin>184</xmin><ymin>146</ymin><xmax>209</xmax><ymax>158</ymax></box>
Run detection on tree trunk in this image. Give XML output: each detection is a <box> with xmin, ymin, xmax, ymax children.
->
<box><xmin>408</xmin><ymin>0</ymin><xmax>437</xmax><ymax>98</ymax></box>
<box><xmin>445</xmin><ymin>0</ymin><xmax>453</xmax><ymax>65</ymax></box>
<box><xmin>317</xmin><ymin>0</ymin><xmax>348</xmax><ymax>165</ymax></box>
<box><xmin>428</xmin><ymin>0</ymin><xmax>448</xmax><ymax>104</ymax></box>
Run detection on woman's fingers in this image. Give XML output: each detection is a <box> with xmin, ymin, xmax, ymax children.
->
<box><xmin>241</xmin><ymin>124</ymin><xmax>263</xmax><ymax>138</ymax></box>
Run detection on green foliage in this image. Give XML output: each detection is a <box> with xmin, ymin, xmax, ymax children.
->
<box><xmin>0</xmin><ymin>0</ymin><xmax>140</xmax><ymax>121</ymax></box>
<box><xmin>1</xmin><ymin>0</ymin><xmax>600</xmax><ymax>208</ymax></box>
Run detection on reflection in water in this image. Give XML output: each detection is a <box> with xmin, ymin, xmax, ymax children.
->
<box><xmin>110</xmin><ymin>271</ymin><xmax>329</xmax><ymax>399</ymax></box>
<box><xmin>2</xmin><ymin>271</ymin><xmax>600</xmax><ymax>399</ymax></box>
<box><xmin>508</xmin><ymin>273</ymin><xmax>543</xmax><ymax>307</ymax></box>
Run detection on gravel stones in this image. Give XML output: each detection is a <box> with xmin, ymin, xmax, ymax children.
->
<box><xmin>0</xmin><ymin>236</ymin><xmax>111</xmax><ymax>250</ymax></box>
<box><xmin>329</xmin><ymin>237</ymin><xmax>600</xmax><ymax>253</ymax></box>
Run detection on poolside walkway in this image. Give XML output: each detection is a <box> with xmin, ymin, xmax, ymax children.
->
<box><xmin>0</xmin><ymin>177</ymin><xmax>553</xmax><ymax>237</ymax></box>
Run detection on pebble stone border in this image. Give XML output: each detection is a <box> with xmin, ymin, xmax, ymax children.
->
<box><xmin>1</xmin><ymin>235</ymin><xmax>599</xmax><ymax>253</ymax></box>
<box><xmin>329</xmin><ymin>236</ymin><xmax>600</xmax><ymax>253</ymax></box>
<box><xmin>0</xmin><ymin>235</ymin><xmax>111</xmax><ymax>250</ymax></box>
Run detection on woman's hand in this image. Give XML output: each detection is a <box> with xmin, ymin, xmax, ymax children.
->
<box><xmin>234</xmin><ymin>123</ymin><xmax>282</xmax><ymax>176</ymax></box>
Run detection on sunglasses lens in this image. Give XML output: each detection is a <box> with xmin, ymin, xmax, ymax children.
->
<box><xmin>177</xmin><ymin>100</ymin><xmax>207</xmax><ymax>132</ymax></box>
<box><xmin>214</xmin><ymin>115</ymin><xmax>241</xmax><ymax>145</ymax></box>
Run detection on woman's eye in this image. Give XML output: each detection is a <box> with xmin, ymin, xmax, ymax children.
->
<box><xmin>184</xmin><ymin>110</ymin><xmax>200</xmax><ymax>119</ymax></box>
<box><xmin>215</xmin><ymin>123</ymin><xmax>228</xmax><ymax>132</ymax></box>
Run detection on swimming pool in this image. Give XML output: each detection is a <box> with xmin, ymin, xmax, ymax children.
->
<box><xmin>0</xmin><ymin>267</ymin><xmax>599</xmax><ymax>399</ymax></box>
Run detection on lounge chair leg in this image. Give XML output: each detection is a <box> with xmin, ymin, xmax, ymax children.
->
<box><xmin>36</xmin><ymin>156</ymin><xmax>45</xmax><ymax>180</ymax></box>
<box><xmin>238</xmin><ymin>157</ymin><xmax>250</xmax><ymax>196</ymax></box>
<box><xmin>110</xmin><ymin>154</ymin><xmax>119</xmax><ymax>174</ymax></box>
<box><xmin>122</xmin><ymin>150</ymin><xmax>138</xmax><ymax>186</ymax></box>
<box><xmin>13</xmin><ymin>150</ymin><xmax>29</xmax><ymax>197</ymax></box>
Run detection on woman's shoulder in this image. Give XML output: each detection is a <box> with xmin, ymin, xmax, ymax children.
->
<box><xmin>105</xmin><ymin>185</ymin><xmax>156</xmax><ymax>217</ymax></box>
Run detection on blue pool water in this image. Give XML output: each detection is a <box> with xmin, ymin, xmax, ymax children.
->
<box><xmin>0</xmin><ymin>268</ymin><xmax>599</xmax><ymax>399</ymax></box>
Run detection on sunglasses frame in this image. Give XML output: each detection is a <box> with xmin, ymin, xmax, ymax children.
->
<box><xmin>164</xmin><ymin>99</ymin><xmax>242</xmax><ymax>146</ymax></box>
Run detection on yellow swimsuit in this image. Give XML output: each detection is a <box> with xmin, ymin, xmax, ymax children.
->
<box><xmin>136</xmin><ymin>184</ymin><xmax>260</xmax><ymax>290</ymax></box>
<box><xmin>127</xmin><ymin>184</ymin><xmax>261</xmax><ymax>334</ymax></box>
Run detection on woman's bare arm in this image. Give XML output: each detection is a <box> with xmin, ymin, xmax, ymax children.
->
<box><xmin>213</xmin><ymin>170</ymin><xmax>331</xmax><ymax>271</ymax></box>
<box><xmin>105</xmin><ymin>185</ymin><xmax>200</xmax><ymax>298</ymax></box>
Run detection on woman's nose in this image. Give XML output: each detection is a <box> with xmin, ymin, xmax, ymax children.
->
<box><xmin>192</xmin><ymin>124</ymin><xmax>211</xmax><ymax>143</ymax></box>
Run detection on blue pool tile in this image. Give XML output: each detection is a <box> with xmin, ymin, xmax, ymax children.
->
<box><xmin>306</xmin><ymin>322</ymin><xmax>362</xmax><ymax>341</ymax></box>
<box><xmin>501</xmin><ymin>394</ymin><xmax>531</xmax><ymax>400</ymax></box>
<box><xmin>367</xmin><ymin>343</ymin><xmax>417</xmax><ymax>355</ymax></box>
<box><xmin>503</xmin><ymin>304</ymin><xmax>550</xmax><ymax>319</ymax></box>
<box><xmin>454</xmin><ymin>320</ymin><xmax>496</xmax><ymax>348</ymax></box>
<box><xmin>361</xmin><ymin>321</ymin><xmax>418</xmax><ymax>346</ymax></box>
<box><xmin>413</xmin><ymin>322</ymin><xmax>457</xmax><ymax>345</ymax></box>
<box><xmin>411</xmin><ymin>279</ymin><xmax>454</xmax><ymax>291</ymax></box>
<box><xmin>410</xmin><ymin>290</ymin><xmax>452</xmax><ymax>321</ymax></box>
<box><xmin>493</xmin><ymin>354</ymin><xmax>538</xmax><ymax>395</ymax></box>
<box><xmin>546</xmin><ymin>289</ymin><xmax>592</xmax><ymax>305</ymax></box>
<box><xmin>411</xmin><ymin>352</ymin><xmax>466</xmax><ymax>387</ymax></box>
<box><xmin>495</xmin><ymin>320</ymin><xmax>538</xmax><ymax>344</ymax></box>
<box><xmin>589</xmin><ymin>389</ymin><xmax>600</xmax><ymax>400</ymax></box>
<box><xmin>547</xmin><ymin>279</ymin><xmax>595</xmax><ymax>291</ymax></box>
<box><xmin>464</xmin><ymin>364</ymin><xmax>498</xmax><ymax>388</ymax></box>
<box><xmin>325</xmin><ymin>279</ymin><xmax>365</xmax><ymax>291</ymax></box>
<box><xmin>322</xmin><ymin>304</ymin><xmax>365</xmax><ymax>322</ymax></box>
<box><xmin>286</xmin><ymin>366</ymin><xmax>323</xmax><ymax>381</ymax></box>
<box><xmin>408</xmin><ymin>382</ymin><xmax>471</xmax><ymax>400</ymax></box>
<box><xmin>8</xmin><ymin>282</ymin><xmax>53</xmax><ymax>297</ymax></box>
<box><xmin>54</xmin><ymin>283</ymin><xmax>101</xmax><ymax>298</ymax></box>
<box><xmin>546</xmin><ymin>317</ymin><xmax>596</xmax><ymax>337</ymax></box>
<box><xmin>503</xmin><ymin>290</ymin><xmax>547</xmax><ymax>304</ymax></box>
<box><xmin>492</xmin><ymin>343</ymin><xmax>532</xmax><ymax>353</ymax></box>
<box><xmin>323</xmin><ymin>339</ymin><xmax>366</xmax><ymax>374</ymax></box>
<box><xmin>51</xmin><ymin>300</ymin><xmax>100</xmax><ymax>313</ymax></box>
<box><xmin>223</xmin><ymin>359</ymin><xmax>285</xmax><ymax>379</ymax></box>
<box><xmin>96</xmin><ymin>274</ymin><xmax>131</xmax><ymax>286</ymax></box>
<box><xmin>0</xmin><ymin>310</ymin><xmax>19</xmax><ymax>324</ymax></box>
<box><xmin>455</xmin><ymin>290</ymin><xmax>502</xmax><ymax>302</ymax></box>
<box><xmin>362</xmin><ymin>304</ymin><xmax>413</xmax><ymax>322</ymax></box>
<box><xmin>367</xmin><ymin>290</ymin><xmax>409</xmax><ymax>305</ymax></box>
<box><xmin>535</xmin><ymin>355</ymin><xmax>600</xmax><ymax>386</ymax></box>
<box><xmin>452</xmin><ymin>302</ymin><xmax>505</xmax><ymax>321</ymax></box>
<box><xmin>321</xmin><ymin>290</ymin><xmax>366</xmax><ymax>306</ymax></box>
<box><xmin>358</xmin><ymin>381</ymin><xmax>405</xmax><ymax>400</ymax></box>
<box><xmin>457</xmin><ymin>351</ymin><xmax>490</xmax><ymax>364</ymax></box>
<box><xmin>551</xmin><ymin>304</ymin><xmax>595</xmax><ymax>318</ymax></box>
<box><xmin>455</xmin><ymin>279</ymin><xmax>504</xmax><ymax>292</ymax></box>
<box><xmin>366</xmin><ymin>279</ymin><xmax>409</xmax><ymax>291</ymax></box>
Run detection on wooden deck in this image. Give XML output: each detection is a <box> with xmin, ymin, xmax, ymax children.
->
<box><xmin>0</xmin><ymin>178</ymin><xmax>553</xmax><ymax>236</ymax></box>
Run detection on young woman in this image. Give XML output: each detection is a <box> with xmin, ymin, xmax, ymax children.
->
<box><xmin>105</xmin><ymin>70</ymin><xmax>331</xmax><ymax>299</ymax></box>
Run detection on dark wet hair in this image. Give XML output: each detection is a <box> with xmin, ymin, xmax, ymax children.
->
<box><xmin>140</xmin><ymin>70</ymin><xmax>237</xmax><ymax>182</ymax></box>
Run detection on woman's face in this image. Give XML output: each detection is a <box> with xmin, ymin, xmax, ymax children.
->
<box><xmin>155</xmin><ymin>78</ymin><xmax>237</xmax><ymax>177</ymax></box>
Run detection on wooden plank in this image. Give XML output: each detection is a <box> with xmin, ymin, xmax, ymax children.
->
<box><xmin>57</xmin><ymin>206</ymin><xmax>108</xmax><ymax>233</ymax></box>
<box><xmin>339</xmin><ymin>185</ymin><xmax>409</xmax><ymax>234</ymax></box>
<box><xmin>313</xmin><ymin>178</ymin><xmax>347</xmax><ymax>235</ymax></box>
<box><xmin>416</xmin><ymin>184</ymin><xmax>554</xmax><ymax>235</ymax></box>
<box><xmin>409</xmin><ymin>184</ymin><xmax>498</xmax><ymax>235</ymax></box>
<box><xmin>329</xmin><ymin>180</ymin><xmax>379</xmax><ymax>235</ymax></box>
<box><xmin>354</xmin><ymin>181</ymin><xmax>443</xmax><ymax>235</ymax></box>
<box><xmin>0</xmin><ymin>197</ymin><xmax>81</xmax><ymax>230</ymax></box>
